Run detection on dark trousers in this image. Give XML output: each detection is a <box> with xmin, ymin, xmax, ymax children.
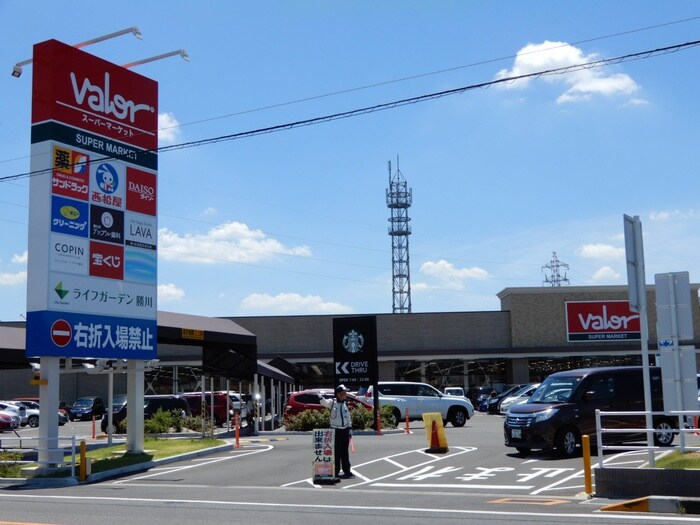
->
<box><xmin>334</xmin><ymin>427</ymin><xmax>351</xmax><ymax>476</ymax></box>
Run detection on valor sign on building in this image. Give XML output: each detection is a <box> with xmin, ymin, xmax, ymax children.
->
<box><xmin>566</xmin><ymin>301</ymin><xmax>641</xmax><ymax>342</ymax></box>
<box><xmin>25</xmin><ymin>39</ymin><xmax>158</xmax><ymax>360</ymax></box>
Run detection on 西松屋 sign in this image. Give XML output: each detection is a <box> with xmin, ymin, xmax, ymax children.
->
<box><xmin>25</xmin><ymin>39</ymin><xmax>158</xmax><ymax>360</ymax></box>
<box><xmin>566</xmin><ymin>301</ymin><xmax>641</xmax><ymax>342</ymax></box>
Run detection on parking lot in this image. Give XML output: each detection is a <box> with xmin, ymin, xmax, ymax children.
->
<box><xmin>3</xmin><ymin>410</ymin><xmax>700</xmax><ymax>523</ymax></box>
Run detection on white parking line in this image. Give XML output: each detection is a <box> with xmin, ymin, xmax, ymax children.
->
<box><xmin>114</xmin><ymin>444</ymin><xmax>272</xmax><ymax>484</ymax></box>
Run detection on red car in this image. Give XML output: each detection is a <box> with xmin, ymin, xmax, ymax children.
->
<box><xmin>0</xmin><ymin>411</ymin><xmax>14</xmax><ymax>431</ymax></box>
<box><xmin>284</xmin><ymin>388</ymin><xmax>373</xmax><ymax>417</ymax></box>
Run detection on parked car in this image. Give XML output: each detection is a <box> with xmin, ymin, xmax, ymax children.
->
<box><xmin>9</xmin><ymin>400</ymin><xmax>40</xmax><ymax>428</ymax></box>
<box><xmin>504</xmin><ymin>366</ymin><xmax>676</xmax><ymax>458</ymax></box>
<box><xmin>68</xmin><ymin>396</ymin><xmax>105</xmax><ymax>421</ymax></box>
<box><xmin>465</xmin><ymin>386</ymin><xmax>497</xmax><ymax>408</ymax></box>
<box><xmin>499</xmin><ymin>384</ymin><xmax>540</xmax><ymax>414</ymax></box>
<box><xmin>182</xmin><ymin>393</ymin><xmax>233</xmax><ymax>427</ymax></box>
<box><xmin>486</xmin><ymin>384</ymin><xmax>527</xmax><ymax>415</ymax></box>
<box><xmin>101</xmin><ymin>394</ymin><xmax>190</xmax><ymax>434</ymax></box>
<box><xmin>443</xmin><ymin>387</ymin><xmax>465</xmax><ymax>397</ymax></box>
<box><xmin>284</xmin><ymin>389</ymin><xmax>372</xmax><ymax>418</ymax></box>
<box><xmin>13</xmin><ymin>398</ymin><xmax>67</xmax><ymax>426</ymax></box>
<box><xmin>365</xmin><ymin>381</ymin><xmax>474</xmax><ymax>427</ymax></box>
<box><xmin>0</xmin><ymin>412</ymin><xmax>15</xmax><ymax>431</ymax></box>
<box><xmin>0</xmin><ymin>401</ymin><xmax>27</xmax><ymax>426</ymax></box>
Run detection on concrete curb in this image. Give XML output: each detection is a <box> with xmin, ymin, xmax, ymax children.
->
<box><xmin>601</xmin><ymin>496</ymin><xmax>700</xmax><ymax>515</ymax></box>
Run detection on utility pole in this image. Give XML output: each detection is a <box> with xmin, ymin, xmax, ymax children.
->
<box><xmin>542</xmin><ymin>251</ymin><xmax>570</xmax><ymax>287</ymax></box>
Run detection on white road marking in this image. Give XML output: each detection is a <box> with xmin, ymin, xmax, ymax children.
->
<box><xmin>373</xmin><ymin>482</ymin><xmax>535</xmax><ymax>490</ymax></box>
<box><xmin>0</xmin><ymin>493</ymin><xmax>696</xmax><ymax>522</ymax></box>
<box><xmin>113</xmin><ymin>444</ymin><xmax>272</xmax><ymax>484</ymax></box>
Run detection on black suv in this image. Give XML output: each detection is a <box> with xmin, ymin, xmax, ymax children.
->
<box><xmin>101</xmin><ymin>394</ymin><xmax>191</xmax><ymax>433</ymax></box>
<box><xmin>504</xmin><ymin>366</ymin><xmax>675</xmax><ymax>458</ymax></box>
<box><xmin>68</xmin><ymin>396</ymin><xmax>105</xmax><ymax>421</ymax></box>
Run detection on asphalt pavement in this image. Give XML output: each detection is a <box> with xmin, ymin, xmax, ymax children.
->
<box><xmin>0</xmin><ymin>411</ymin><xmax>698</xmax><ymax>524</ymax></box>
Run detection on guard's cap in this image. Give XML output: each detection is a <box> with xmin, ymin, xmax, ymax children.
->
<box><xmin>335</xmin><ymin>384</ymin><xmax>350</xmax><ymax>393</ymax></box>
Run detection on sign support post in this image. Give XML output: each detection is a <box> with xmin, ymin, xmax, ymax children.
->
<box><xmin>623</xmin><ymin>214</ymin><xmax>655</xmax><ymax>467</ymax></box>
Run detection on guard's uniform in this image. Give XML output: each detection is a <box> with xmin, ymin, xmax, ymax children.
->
<box><xmin>319</xmin><ymin>393</ymin><xmax>353</xmax><ymax>478</ymax></box>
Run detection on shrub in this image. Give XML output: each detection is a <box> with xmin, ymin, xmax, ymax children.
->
<box><xmin>0</xmin><ymin>451</ymin><xmax>22</xmax><ymax>478</ymax></box>
<box><xmin>183</xmin><ymin>415</ymin><xmax>212</xmax><ymax>433</ymax></box>
<box><xmin>144</xmin><ymin>408</ymin><xmax>171</xmax><ymax>434</ymax></box>
<box><xmin>284</xmin><ymin>409</ymin><xmax>329</xmax><ymax>431</ymax></box>
<box><xmin>170</xmin><ymin>409</ymin><xmax>184</xmax><ymax>433</ymax></box>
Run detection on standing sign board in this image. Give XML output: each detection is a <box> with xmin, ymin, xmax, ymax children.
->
<box><xmin>25</xmin><ymin>39</ymin><xmax>158</xmax><ymax>359</ymax></box>
<box><xmin>565</xmin><ymin>301</ymin><xmax>641</xmax><ymax>342</ymax></box>
<box><xmin>311</xmin><ymin>428</ymin><xmax>335</xmax><ymax>481</ymax></box>
<box><xmin>332</xmin><ymin>316</ymin><xmax>378</xmax><ymax>389</ymax></box>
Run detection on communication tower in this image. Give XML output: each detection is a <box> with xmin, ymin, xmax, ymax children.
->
<box><xmin>386</xmin><ymin>158</ymin><xmax>412</xmax><ymax>313</ymax></box>
<box><xmin>542</xmin><ymin>251</ymin><xmax>570</xmax><ymax>287</ymax></box>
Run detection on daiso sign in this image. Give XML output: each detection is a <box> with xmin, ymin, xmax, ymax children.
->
<box><xmin>32</xmin><ymin>39</ymin><xmax>158</xmax><ymax>150</ymax></box>
<box><xmin>566</xmin><ymin>301</ymin><xmax>641</xmax><ymax>342</ymax></box>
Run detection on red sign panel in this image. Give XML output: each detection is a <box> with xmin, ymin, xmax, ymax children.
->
<box><xmin>89</xmin><ymin>241</ymin><xmax>124</xmax><ymax>280</ymax></box>
<box><xmin>32</xmin><ymin>39</ymin><xmax>158</xmax><ymax>150</ymax></box>
<box><xmin>566</xmin><ymin>301</ymin><xmax>641</xmax><ymax>342</ymax></box>
<box><xmin>126</xmin><ymin>167</ymin><xmax>157</xmax><ymax>216</ymax></box>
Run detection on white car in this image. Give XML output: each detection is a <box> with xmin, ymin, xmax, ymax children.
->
<box><xmin>11</xmin><ymin>400</ymin><xmax>41</xmax><ymax>428</ymax></box>
<box><xmin>0</xmin><ymin>402</ymin><xmax>27</xmax><ymax>427</ymax></box>
<box><xmin>500</xmin><ymin>384</ymin><xmax>540</xmax><ymax>414</ymax></box>
<box><xmin>365</xmin><ymin>381</ymin><xmax>474</xmax><ymax>427</ymax></box>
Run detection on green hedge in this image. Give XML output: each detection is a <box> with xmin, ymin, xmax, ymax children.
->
<box><xmin>284</xmin><ymin>405</ymin><xmax>397</xmax><ymax>432</ymax></box>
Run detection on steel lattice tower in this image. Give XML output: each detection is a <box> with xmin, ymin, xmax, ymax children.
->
<box><xmin>386</xmin><ymin>158</ymin><xmax>412</xmax><ymax>313</ymax></box>
<box><xmin>542</xmin><ymin>251</ymin><xmax>570</xmax><ymax>287</ymax></box>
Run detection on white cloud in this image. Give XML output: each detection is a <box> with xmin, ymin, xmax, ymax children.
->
<box><xmin>203</xmin><ymin>207</ymin><xmax>217</xmax><ymax>216</ymax></box>
<box><xmin>158</xmin><ymin>283</ymin><xmax>185</xmax><ymax>303</ymax></box>
<box><xmin>11</xmin><ymin>251</ymin><xmax>27</xmax><ymax>264</ymax></box>
<box><xmin>0</xmin><ymin>271</ymin><xmax>27</xmax><ymax>286</ymax></box>
<box><xmin>649</xmin><ymin>209</ymin><xmax>696</xmax><ymax>221</ymax></box>
<box><xmin>240</xmin><ymin>292</ymin><xmax>353</xmax><ymax>314</ymax></box>
<box><xmin>158</xmin><ymin>112</ymin><xmax>181</xmax><ymax>145</ymax></box>
<box><xmin>419</xmin><ymin>259</ymin><xmax>489</xmax><ymax>290</ymax></box>
<box><xmin>625</xmin><ymin>98</ymin><xmax>649</xmax><ymax>107</ymax></box>
<box><xmin>494</xmin><ymin>41</ymin><xmax>640</xmax><ymax>104</ymax></box>
<box><xmin>591</xmin><ymin>266</ymin><xmax>621</xmax><ymax>283</ymax></box>
<box><xmin>158</xmin><ymin>221</ymin><xmax>311</xmax><ymax>264</ymax></box>
<box><xmin>576</xmin><ymin>243</ymin><xmax>624</xmax><ymax>260</ymax></box>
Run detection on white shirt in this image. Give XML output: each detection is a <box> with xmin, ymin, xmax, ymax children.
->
<box><xmin>318</xmin><ymin>395</ymin><xmax>352</xmax><ymax>429</ymax></box>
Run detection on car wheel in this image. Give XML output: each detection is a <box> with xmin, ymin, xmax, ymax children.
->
<box><xmin>555</xmin><ymin>427</ymin><xmax>580</xmax><ymax>458</ymax></box>
<box><xmin>449</xmin><ymin>407</ymin><xmax>468</xmax><ymax>427</ymax></box>
<box><xmin>391</xmin><ymin>408</ymin><xmax>402</xmax><ymax>427</ymax></box>
<box><xmin>27</xmin><ymin>415</ymin><xmax>39</xmax><ymax>428</ymax></box>
<box><xmin>515</xmin><ymin>446</ymin><xmax>530</xmax><ymax>456</ymax></box>
<box><xmin>653</xmin><ymin>419</ymin><xmax>675</xmax><ymax>446</ymax></box>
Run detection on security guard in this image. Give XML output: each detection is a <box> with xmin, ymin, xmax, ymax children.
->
<box><xmin>318</xmin><ymin>385</ymin><xmax>354</xmax><ymax>479</ymax></box>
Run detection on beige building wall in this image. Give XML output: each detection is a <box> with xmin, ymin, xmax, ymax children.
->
<box><xmin>498</xmin><ymin>285</ymin><xmax>700</xmax><ymax>349</ymax></box>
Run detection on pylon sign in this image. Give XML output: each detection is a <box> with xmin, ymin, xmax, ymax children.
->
<box><xmin>332</xmin><ymin>316</ymin><xmax>378</xmax><ymax>389</ymax></box>
<box><xmin>25</xmin><ymin>39</ymin><xmax>158</xmax><ymax>359</ymax></box>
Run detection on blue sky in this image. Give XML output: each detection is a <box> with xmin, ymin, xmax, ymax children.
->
<box><xmin>1</xmin><ymin>2</ymin><xmax>700</xmax><ymax>321</ymax></box>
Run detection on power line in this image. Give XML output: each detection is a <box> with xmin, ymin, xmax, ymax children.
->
<box><xmin>2</xmin><ymin>37</ymin><xmax>700</xmax><ymax>185</ymax></box>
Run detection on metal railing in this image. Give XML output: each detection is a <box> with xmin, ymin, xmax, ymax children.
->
<box><xmin>595</xmin><ymin>409</ymin><xmax>700</xmax><ymax>467</ymax></box>
<box><xmin>0</xmin><ymin>435</ymin><xmax>78</xmax><ymax>477</ymax></box>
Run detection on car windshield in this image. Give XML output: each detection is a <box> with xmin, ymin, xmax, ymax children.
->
<box><xmin>529</xmin><ymin>376</ymin><xmax>581</xmax><ymax>404</ymax></box>
<box><xmin>73</xmin><ymin>399</ymin><xmax>93</xmax><ymax>407</ymax></box>
<box><xmin>112</xmin><ymin>395</ymin><xmax>127</xmax><ymax>408</ymax></box>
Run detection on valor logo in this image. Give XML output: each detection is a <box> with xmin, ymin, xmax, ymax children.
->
<box><xmin>70</xmin><ymin>71</ymin><xmax>154</xmax><ymax>124</ymax></box>
<box><xmin>342</xmin><ymin>329</ymin><xmax>364</xmax><ymax>354</ymax></box>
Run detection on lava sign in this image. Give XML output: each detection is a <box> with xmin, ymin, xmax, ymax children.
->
<box><xmin>332</xmin><ymin>316</ymin><xmax>378</xmax><ymax>389</ymax></box>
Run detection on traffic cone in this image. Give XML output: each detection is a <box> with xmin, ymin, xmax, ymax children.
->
<box><xmin>425</xmin><ymin>420</ymin><xmax>448</xmax><ymax>454</ymax></box>
<box><xmin>404</xmin><ymin>409</ymin><xmax>412</xmax><ymax>434</ymax></box>
<box><xmin>694</xmin><ymin>416</ymin><xmax>699</xmax><ymax>436</ymax></box>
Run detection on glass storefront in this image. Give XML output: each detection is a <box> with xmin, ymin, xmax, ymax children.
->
<box><xmin>527</xmin><ymin>354</ymin><xmax>643</xmax><ymax>382</ymax></box>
